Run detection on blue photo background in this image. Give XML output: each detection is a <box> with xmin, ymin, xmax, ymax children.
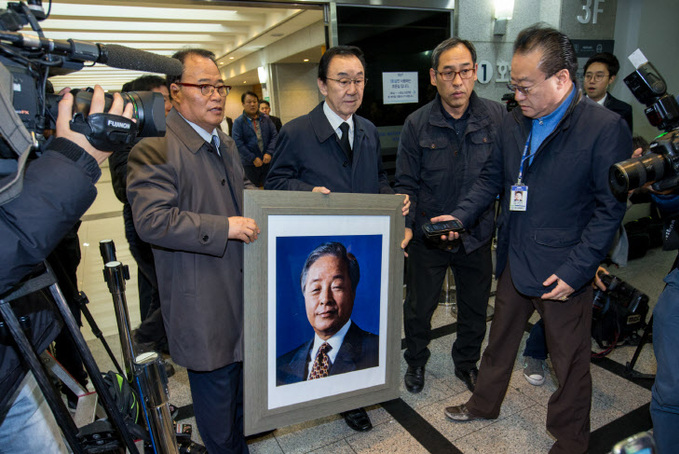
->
<box><xmin>276</xmin><ymin>235</ymin><xmax>382</xmax><ymax>357</ymax></box>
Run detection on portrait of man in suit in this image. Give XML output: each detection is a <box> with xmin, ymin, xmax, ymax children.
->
<box><xmin>277</xmin><ymin>242</ymin><xmax>379</xmax><ymax>386</ymax></box>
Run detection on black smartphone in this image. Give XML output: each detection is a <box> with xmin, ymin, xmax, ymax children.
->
<box><xmin>422</xmin><ymin>220</ymin><xmax>464</xmax><ymax>239</ymax></box>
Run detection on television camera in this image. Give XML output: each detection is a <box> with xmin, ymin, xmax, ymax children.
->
<box><xmin>608</xmin><ymin>50</ymin><xmax>679</xmax><ymax>200</ymax></box>
<box><xmin>0</xmin><ymin>0</ymin><xmax>182</xmax><ymax>200</ymax></box>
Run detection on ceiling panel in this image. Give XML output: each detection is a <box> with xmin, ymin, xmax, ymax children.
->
<box><xmin>3</xmin><ymin>0</ymin><xmax>323</xmax><ymax>91</ymax></box>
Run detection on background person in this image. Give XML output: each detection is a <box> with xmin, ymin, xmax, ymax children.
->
<box><xmin>583</xmin><ymin>52</ymin><xmax>633</xmax><ymax>132</ymax></box>
<box><xmin>233</xmin><ymin>91</ymin><xmax>278</xmax><ymax>187</ymax></box>
<box><xmin>259</xmin><ymin>100</ymin><xmax>283</xmax><ymax>132</ymax></box>
<box><xmin>109</xmin><ymin>75</ymin><xmax>171</xmax><ymax>359</ymax></box>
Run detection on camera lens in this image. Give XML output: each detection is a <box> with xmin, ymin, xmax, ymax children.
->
<box><xmin>609</xmin><ymin>153</ymin><xmax>668</xmax><ymax>200</ymax></box>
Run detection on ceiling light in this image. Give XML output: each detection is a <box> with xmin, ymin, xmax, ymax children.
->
<box><xmin>303</xmin><ymin>58</ymin><xmax>309</xmax><ymax>62</ymax></box>
<box><xmin>229</xmin><ymin>56</ymin><xmax>234</xmax><ymax>60</ymax></box>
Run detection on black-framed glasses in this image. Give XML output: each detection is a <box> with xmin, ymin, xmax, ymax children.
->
<box><xmin>176</xmin><ymin>82</ymin><xmax>231</xmax><ymax>97</ymax></box>
<box><xmin>506</xmin><ymin>76</ymin><xmax>551</xmax><ymax>96</ymax></box>
<box><xmin>436</xmin><ymin>68</ymin><xmax>475</xmax><ymax>81</ymax></box>
<box><xmin>584</xmin><ymin>72</ymin><xmax>609</xmax><ymax>82</ymax></box>
<box><xmin>326</xmin><ymin>77</ymin><xmax>367</xmax><ymax>88</ymax></box>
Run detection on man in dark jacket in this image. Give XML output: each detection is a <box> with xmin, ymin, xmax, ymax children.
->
<box><xmin>0</xmin><ymin>87</ymin><xmax>133</xmax><ymax>452</ymax></box>
<box><xmin>440</xmin><ymin>26</ymin><xmax>630</xmax><ymax>454</ymax></box>
<box><xmin>232</xmin><ymin>91</ymin><xmax>278</xmax><ymax>186</ymax></box>
<box><xmin>264</xmin><ymin>45</ymin><xmax>409</xmax><ymax>433</ymax></box>
<box><xmin>395</xmin><ymin>37</ymin><xmax>504</xmax><ymax>395</ymax></box>
<box><xmin>259</xmin><ymin>100</ymin><xmax>283</xmax><ymax>132</ymax></box>
<box><xmin>109</xmin><ymin>75</ymin><xmax>170</xmax><ymax>355</ymax></box>
<box><xmin>583</xmin><ymin>52</ymin><xmax>633</xmax><ymax>132</ymax></box>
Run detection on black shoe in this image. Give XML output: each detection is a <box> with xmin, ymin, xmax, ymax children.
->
<box><xmin>444</xmin><ymin>404</ymin><xmax>484</xmax><ymax>422</ymax></box>
<box><xmin>455</xmin><ymin>367</ymin><xmax>478</xmax><ymax>392</ymax></box>
<box><xmin>341</xmin><ymin>408</ymin><xmax>372</xmax><ymax>432</ymax></box>
<box><xmin>404</xmin><ymin>366</ymin><xmax>425</xmax><ymax>393</ymax></box>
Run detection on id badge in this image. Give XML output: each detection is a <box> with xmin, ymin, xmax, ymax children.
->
<box><xmin>510</xmin><ymin>185</ymin><xmax>527</xmax><ymax>211</ymax></box>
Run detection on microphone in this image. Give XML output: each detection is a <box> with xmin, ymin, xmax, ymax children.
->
<box><xmin>3</xmin><ymin>32</ymin><xmax>183</xmax><ymax>76</ymax></box>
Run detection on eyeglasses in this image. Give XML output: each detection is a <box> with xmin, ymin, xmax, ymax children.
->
<box><xmin>176</xmin><ymin>82</ymin><xmax>231</xmax><ymax>97</ymax></box>
<box><xmin>584</xmin><ymin>72</ymin><xmax>609</xmax><ymax>82</ymax></box>
<box><xmin>507</xmin><ymin>76</ymin><xmax>551</xmax><ymax>96</ymax></box>
<box><xmin>326</xmin><ymin>77</ymin><xmax>368</xmax><ymax>88</ymax></box>
<box><xmin>436</xmin><ymin>68</ymin><xmax>475</xmax><ymax>81</ymax></box>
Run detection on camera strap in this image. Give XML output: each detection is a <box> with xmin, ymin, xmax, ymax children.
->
<box><xmin>69</xmin><ymin>113</ymin><xmax>138</xmax><ymax>152</ymax></box>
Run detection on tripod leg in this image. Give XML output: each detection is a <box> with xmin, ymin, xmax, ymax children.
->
<box><xmin>0</xmin><ymin>298</ymin><xmax>85</xmax><ymax>454</ymax></box>
<box><xmin>48</xmin><ymin>283</ymin><xmax>140</xmax><ymax>454</ymax></box>
<box><xmin>77</xmin><ymin>292</ymin><xmax>124</xmax><ymax>376</ymax></box>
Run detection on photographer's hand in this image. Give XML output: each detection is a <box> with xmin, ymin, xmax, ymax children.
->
<box><xmin>56</xmin><ymin>85</ymin><xmax>134</xmax><ymax>164</ymax></box>
<box><xmin>593</xmin><ymin>266</ymin><xmax>609</xmax><ymax>291</ymax></box>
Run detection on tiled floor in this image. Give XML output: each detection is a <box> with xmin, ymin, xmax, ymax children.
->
<box><xmin>78</xmin><ymin>162</ymin><xmax>665</xmax><ymax>453</ymax></box>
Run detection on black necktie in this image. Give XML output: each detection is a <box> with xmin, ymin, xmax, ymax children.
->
<box><xmin>339</xmin><ymin>122</ymin><xmax>352</xmax><ymax>164</ymax></box>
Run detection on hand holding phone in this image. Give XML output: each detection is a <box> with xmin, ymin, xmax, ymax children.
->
<box><xmin>422</xmin><ymin>220</ymin><xmax>464</xmax><ymax>239</ymax></box>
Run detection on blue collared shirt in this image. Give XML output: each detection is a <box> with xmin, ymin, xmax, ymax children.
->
<box><xmin>530</xmin><ymin>82</ymin><xmax>576</xmax><ymax>160</ymax></box>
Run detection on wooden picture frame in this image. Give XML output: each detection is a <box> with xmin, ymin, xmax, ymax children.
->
<box><xmin>243</xmin><ymin>190</ymin><xmax>405</xmax><ymax>435</ymax></box>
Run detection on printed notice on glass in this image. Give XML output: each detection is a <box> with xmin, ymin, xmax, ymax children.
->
<box><xmin>382</xmin><ymin>72</ymin><xmax>418</xmax><ymax>105</ymax></box>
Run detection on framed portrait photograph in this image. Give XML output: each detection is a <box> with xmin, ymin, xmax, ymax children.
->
<box><xmin>243</xmin><ymin>190</ymin><xmax>405</xmax><ymax>435</ymax></box>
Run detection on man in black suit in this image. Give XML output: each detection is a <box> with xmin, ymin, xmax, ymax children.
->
<box><xmin>276</xmin><ymin>242</ymin><xmax>378</xmax><ymax>384</ymax></box>
<box><xmin>259</xmin><ymin>100</ymin><xmax>283</xmax><ymax>132</ymax></box>
<box><xmin>583</xmin><ymin>52</ymin><xmax>633</xmax><ymax>132</ymax></box>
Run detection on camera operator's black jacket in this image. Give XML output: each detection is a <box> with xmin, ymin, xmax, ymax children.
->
<box><xmin>0</xmin><ymin>138</ymin><xmax>101</xmax><ymax>410</ymax></box>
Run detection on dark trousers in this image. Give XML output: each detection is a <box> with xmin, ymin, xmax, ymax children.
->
<box><xmin>123</xmin><ymin>204</ymin><xmax>166</xmax><ymax>344</ymax></box>
<box><xmin>466</xmin><ymin>266</ymin><xmax>593</xmax><ymax>454</ymax></box>
<box><xmin>404</xmin><ymin>239</ymin><xmax>492</xmax><ymax>371</ymax></box>
<box><xmin>523</xmin><ymin>318</ymin><xmax>548</xmax><ymax>360</ymax></box>
<box><xmin>187</xmin><ymin>362</ymin><xmax>248</xmax><ymax>454</ymax></box>
<box><xmin>243</xmin><ymin>163</ymin><xmax>269</xmax><ymax>187</ymax></box>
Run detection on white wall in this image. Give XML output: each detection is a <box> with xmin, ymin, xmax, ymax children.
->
<box><xmin>270</xmin><ymin>63</ymin><xmax>323</xmax><ymax>124</ymax></box>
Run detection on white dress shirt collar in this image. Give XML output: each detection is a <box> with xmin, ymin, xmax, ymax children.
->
<box><xmin>323</xmin><ymin>101</ymin><xmax>354</xmax><ymax>148</ymax></box>
<box><xmin>306</xmin><ymin>319</ymin><xmax>352</xmax><ymax>379</ymax></box>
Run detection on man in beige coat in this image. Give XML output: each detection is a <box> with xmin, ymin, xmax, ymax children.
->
<box><xmin>127</xmin><ymin>48</ymin><xmax>259</xmax><ymax>453</ymax></box>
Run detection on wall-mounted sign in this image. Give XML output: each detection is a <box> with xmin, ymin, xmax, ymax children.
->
<box><xmin>477</xmin><ymin>60</ymin><xmax>494</xmax><ymax>84</ymax></box>
<box><xmin>382</xmin><ymin>72</ymin><xmax>418</xmax><ymax>105</ymax></box>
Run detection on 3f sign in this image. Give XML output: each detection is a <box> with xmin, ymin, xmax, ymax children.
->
<box><xmin>577</xmin><ymin>0</ymin><xmax>605</xmax><ymax>24</ymax></box>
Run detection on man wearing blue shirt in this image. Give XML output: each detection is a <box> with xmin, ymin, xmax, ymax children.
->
<box><xmin>439</xmin><ymin>26</ymin><xmax>631</xmax><ymax>454</ymax></box>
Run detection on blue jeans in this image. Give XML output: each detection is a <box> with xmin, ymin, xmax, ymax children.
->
<box><xmin>651</xmin><ymin>268</ymin><xmax>679</xmax><ymax>454</ymax></box>
<box><xmin>0</xmin><ymin>372</ymin><xmax>68</xmax><ymax>453</ymax></box>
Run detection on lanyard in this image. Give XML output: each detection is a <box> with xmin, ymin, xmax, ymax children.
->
<box><xmin>517</xmin><ymin>130</ymin><xmax>538</xmax><ymax>184</ymax></box>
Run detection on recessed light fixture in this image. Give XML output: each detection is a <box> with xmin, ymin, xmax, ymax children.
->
<box><xmin>303</xmin><ymin>58</ymin><xmax>309</xmax><ymax>62</ymax></box>
<box><xmin>243</xmin><ymin>81</ymin><xmax>247</xmax><ymax>84</ymax></box>
<box><xmin>229</xmin><ymin>56</ymin><xmax>234</xmax><ymax>60</ymax></box>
